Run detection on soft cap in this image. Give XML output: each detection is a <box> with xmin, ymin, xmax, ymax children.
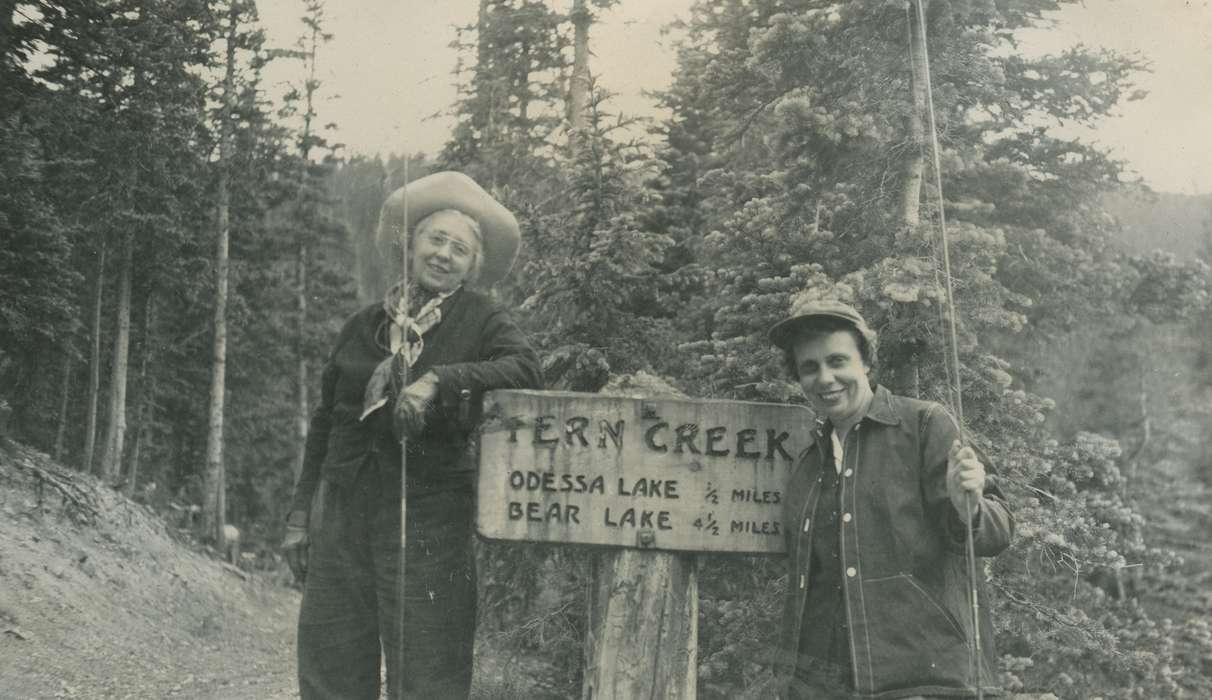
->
<box><xmin>767</xmin><ymin>298</ymin><xmax>876</xmax><ymax>351</ymax></box>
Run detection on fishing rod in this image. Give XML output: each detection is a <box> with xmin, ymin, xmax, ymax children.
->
<box><xmin>396</xmin><ymin>154</ymin><xmax>410</xmax><ymax>699</ymax></box>
<box><xmin>911</xmin><ymin>0</ymin><xmax>985</xmax><ymax>697</ymax></box>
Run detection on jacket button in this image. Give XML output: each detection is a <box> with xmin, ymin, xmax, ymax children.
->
<box><xmin>843</xmin><ymin>468</ymin><xmax>853</xmax><ymax>477</ymax></box>
<box><xmin>842</xmin><ymin>512</ymin><xmax>852</xmax><ymax>523</ymax></box>
<box><xmin>846</xmin><ymin>567</ymin><xmax>857</xmax><ymax>578</ymax></box>
<box><xmin>802</xmin><ymin>519</ymin><xmax>811</xmax><ymax>532</ymax></box>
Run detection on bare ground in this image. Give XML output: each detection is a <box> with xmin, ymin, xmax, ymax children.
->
<box><xmin>0</xmin><ymin>441</ymin><xmax>299</xmax><ymax>700</ymax></box>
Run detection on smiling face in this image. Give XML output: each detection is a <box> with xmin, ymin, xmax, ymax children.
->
<box><xmin>791</xmin><ymin>329</ymin><xmax>874</xmax><ymax>427</ymax></box>
<box><xmin>410</xmin><ymin>210</ymin><xmax>481</xmax><ymax>293</ymax></box>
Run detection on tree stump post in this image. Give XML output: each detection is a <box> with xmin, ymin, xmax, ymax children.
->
<box><xmin>582</xmin><ymin>548</ymin><xmax>697</xmax><ymax>700</ymax></box>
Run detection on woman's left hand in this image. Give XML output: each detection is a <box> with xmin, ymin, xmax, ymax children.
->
<box><xmin>946</xmin><ymin>440</ymin><xmax>985</xmax><ymax>521</ymax></box>
<box><xmin>394</xmin><ymin>372</ymin><xmax>439</xmax><ymax>440</ymax></box>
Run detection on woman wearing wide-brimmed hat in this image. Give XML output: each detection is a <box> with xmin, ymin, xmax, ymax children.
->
<box><xmin>768</xmin><ymin>298</ymin><xmax>1013</xmax><ymax>699</ymax></box>
<box><xmin>283</xmin><ymin>172</ymin><xmax>543</xmax><ymax>699</ymax></box>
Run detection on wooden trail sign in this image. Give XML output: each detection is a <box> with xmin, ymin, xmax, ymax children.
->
<box><xmin>477</xmin><ymin>390</ymin><xmax>813</xmax><ymax>554</ymax></box>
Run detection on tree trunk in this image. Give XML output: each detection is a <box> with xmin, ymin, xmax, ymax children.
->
<box><xmin>891</xmin><ymin>0</ymin><xmax>931</xmax><ymax>395</ymax></box>
<box><xmin>352</xmin><ymin>201</ymin><xmax>373</xmax><ymax>305</ymax></box>
<box><xmin>0</xmin><ymin>0</ymin><xmax>15</xmax><ymax>60</ymax></box>
<box><xmin>518</xmin><ymin>38</ymin><xmax>531</xmax><ymax>129</ymax></box>
<box><xmin>568</xmin><ymin>0</ymin><xmax>592</xmax><ymax>147</ymax></box>
<box><xmin>292</xmin><ymin>3</ymin><xmax>321</xmax><ymax>480</ymax></box>
<box><xmin>582</xmin><ymin>549</ymin><xmax>697</xmax><ymax>699</ymax></box>
<box><xmin>349</xmin><ymin>162</ymin><xmax>388</xmax><ymax>304</ymax></box>
<box><xmin>53</xmin><ymin>350</ymin><xmax>73</xmax><ymax>461</ymax></box>
<box><xmin>476</xmin><ymin>0</ymin><xmax>490</xmax><ymax>78</ymax></box>
<box><xmin>82</xmin><ymin>243</ymin><xmax>106</xmax><ymax>472</ymax></box>
<box><xmin>125</xmin><ymin>294</ymin><xmax>156</xmax><ymax>499</ymax></box>
<box><xmin>899</xmin><ymin>0</ymin><xmax>929</xmax><ymax>232</ymax></box>
<box><xmin>127</xmin><ymin>378</ymin><xmax>156</xmax><ymax>502</ymax></box>
<box><xmin>474</xmin><ymin>0</ymin><xmax>502</xmax><ymax>189</ymax></box>
<box><xmin>295</xmin><ymin>242</ymin><xmax>309</xmax><ymax>481</ymax></box>
<box><xmin>1127</xmin><ymin>367</ymin><xmax>1150</xmax><ymax>479</ymax></box>
<box><xmin>202</xmin><ymin>0</ymin><xmax>238</xmax><ymax>547</ymax></box>
<box><xmin>98</xmin><ymin>230</ymin><xmax>133</xmax><ymax>483</ymax></box>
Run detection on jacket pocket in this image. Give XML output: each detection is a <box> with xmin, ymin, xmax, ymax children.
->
<box><xmin>858</xmin><ymin>573</ymin><xmax>971</xmax><ymax>692</ymax></box>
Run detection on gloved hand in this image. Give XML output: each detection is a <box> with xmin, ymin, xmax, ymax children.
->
<box><xmin>394</xmin><ymin>371</ymin><xmax>439</xmax><ymax>441</ymax></box>
<box><xmin>283</xmin><ymin>509</ymin><xmax>309</xmax><ymax>585</ymax></box>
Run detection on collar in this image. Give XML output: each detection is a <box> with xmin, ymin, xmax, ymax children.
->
<box><xmin>864</xmin><ymin>384</ymin><xmax>901</xmax><ymax>426</ymax></box>
<box><xmin>442</xmin><ymin>285</ymin><xmax>463</xmax><ymax>310</ymax></box>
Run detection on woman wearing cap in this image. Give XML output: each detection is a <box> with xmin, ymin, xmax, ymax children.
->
<box><xmin>282</xmin><ymin>172</ymin><xmax>543</xmax><ymax>699</ymax></box>
<box><xmin>769</xmin><ymin>299</ymin><xmax>1013</xmax><ymax>699</ymax></box>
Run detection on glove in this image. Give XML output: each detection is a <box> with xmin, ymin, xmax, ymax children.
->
<box><xmin>393</xmin><ymin>372</ymin><xmax>439</xmax><ymax>441</ymax></box>
<box><xmin>282</xmin><ymin>509</ymin><xmax>309</xmax><ymax>585</ymax></box>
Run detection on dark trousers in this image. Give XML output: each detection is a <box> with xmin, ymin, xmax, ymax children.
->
<box><xmin>297</xmin><ymin>468</ymin><xmax>477</xmax><ymax>700</ymax></box>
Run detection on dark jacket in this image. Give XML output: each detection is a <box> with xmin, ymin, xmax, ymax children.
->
<box><xmin>290</xmin><ymin>287</ymin><xmax>543</xmax><ymax>511</ymax></box>
<box><xmin>779</xmin><ymin>385</ymin><xmax>1013</xmax><ymax>699</ymax></box>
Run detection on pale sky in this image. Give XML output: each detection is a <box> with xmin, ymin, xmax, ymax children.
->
<box><xmin>256</xmin><ymin>0</ymin><xmax>1212</xmax><ymax>194</ymax></box>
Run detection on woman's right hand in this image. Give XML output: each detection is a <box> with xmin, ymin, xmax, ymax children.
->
<box><xmin>393</xmin><ymin>371</ymin><xmax>439</xmax><ymax>440</ymax></box>
<box><xmin>283</xmin><ymin>510</ymin><xmax>309</xmax><ymax>585</ymax></box>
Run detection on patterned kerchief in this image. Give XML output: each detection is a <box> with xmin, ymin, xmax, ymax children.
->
<box><xmin>360</xmin><ymin>283</ymin><xmax>457</xmax><ymax>421</ymax></box>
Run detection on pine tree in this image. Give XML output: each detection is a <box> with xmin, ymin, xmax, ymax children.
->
<box><xmin>441</xmin><ymin>0</ymin><xmax>567</xmax><ymax>194</ymax></box>
<box><xmin>522</xmin><ymin>84</ymin><xmax>677</xmax><ymax>386</ymax></box>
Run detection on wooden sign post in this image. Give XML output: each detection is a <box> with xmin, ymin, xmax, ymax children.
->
<box><xmin>478</xmin><ymin>390</ymin><xmax>812</xmax><ymax>698</ymax></box>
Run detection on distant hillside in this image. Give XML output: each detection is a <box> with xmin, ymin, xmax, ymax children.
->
<box><xmin>1103</xmin><ymin>190</ymin><xmax>1211</xmax><ymax>258</ymax></box>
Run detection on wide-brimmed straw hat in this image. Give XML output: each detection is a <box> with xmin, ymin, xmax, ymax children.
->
<box><xmin>376</xmin><ymin>171</ymin><xmax>520</xmax><ymax>287</ymax></box>
<box><xmin>767</xmin><ymin>298</ymin><xmax>877</xmax><ymax>351</ymax></box>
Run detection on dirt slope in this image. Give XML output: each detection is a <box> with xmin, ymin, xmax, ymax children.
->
<box><xmin>0</xmin><ymin>441</ymin><xmax>299</xmax><ymax>700</ymax></box>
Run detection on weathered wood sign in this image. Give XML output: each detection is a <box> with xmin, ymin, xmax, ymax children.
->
<box><xmin>477</xmin><ymin>390</ymin><xmax>813</xmax><ymax>554</ymax></box>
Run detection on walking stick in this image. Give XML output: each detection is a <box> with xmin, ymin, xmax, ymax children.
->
<box><xmin>394</xmin><ymin>156</ymin><xmax>411</xmax><ymax>699</ymax></box>
<box><xmin>912</xmin><ymin>1</ymin><xmax>984</xmax><ymax>696</ymax></box>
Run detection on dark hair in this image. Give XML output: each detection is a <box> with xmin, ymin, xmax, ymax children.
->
<box><xmin>780</xmin><ymin>316</ymin><xmax>876</xmax><ymax>380</ymax></box>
